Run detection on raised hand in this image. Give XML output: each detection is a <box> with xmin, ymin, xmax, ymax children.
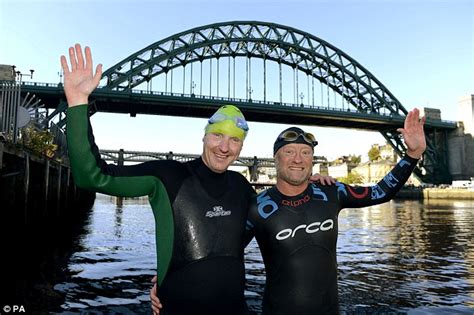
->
<box><xmin>397</xmin><ymin>108</ymin><xmax>426</xmax><ymax>159</ymax></box>
<box><xmin>60</xmin><ymin>43</ymin><xmax>102</xmax><ymax>107</ymax></box>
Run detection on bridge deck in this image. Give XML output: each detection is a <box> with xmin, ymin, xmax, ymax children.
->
<box><xmin>21</xmin><ymin>82</ymin><xmax>457</xmax><ymax>131</ymax></box>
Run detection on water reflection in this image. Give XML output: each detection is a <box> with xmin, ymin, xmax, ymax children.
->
<box><xmin>337</xmin><ymin>199</ymin><xmax>474</xmax><ymax>313</ymax></box>
<box><xmin>48</xmin><ymin>196</ymin><xmax>473</xmax><ymax>314</ymax></box>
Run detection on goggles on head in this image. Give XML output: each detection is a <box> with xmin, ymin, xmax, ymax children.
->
<box><xmin>208</xmin><ymin>112</ymin><xmax>249</xmax><ymax>131</ymax></box>
<box><xmin>277</xmin><ymin>130</ymin><xmax>318</xmax><ymax>147</ymax></box>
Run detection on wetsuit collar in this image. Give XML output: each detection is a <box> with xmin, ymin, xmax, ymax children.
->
<box><xmin>191</xmin><ymin>158</ymin><xmax>229</xmax><ymax>198</ymax></box>
<box><xmin>273</xmin><ymin>182</ymin><xmax>311</xmax><ymax>198</ymax></box>
<box><xmin>271</xmin><ymin>184</ymin><xmax>313</xmax><ymax>208</ymax></box>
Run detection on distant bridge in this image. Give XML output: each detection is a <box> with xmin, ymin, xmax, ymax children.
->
<box><xmin>99</xmin><ymin>149</ymin><xmax>327</xmax><ymax>183</ymax></box>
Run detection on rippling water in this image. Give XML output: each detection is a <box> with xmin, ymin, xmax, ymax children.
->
<box><xmin>45</xmin><ymin>195</ymin><xmax>474</xmax><ymax>313</ymax></box>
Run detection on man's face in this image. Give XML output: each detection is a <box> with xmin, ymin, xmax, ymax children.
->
<box><xmin>275</xmin><ymin>143</ymin><xmax>313</xmax><ymax>186</ymax></box>
<box><xmin>202</xmin><ymin>132</ymin><xmax>243</xmax><ymax>173</ymax></box>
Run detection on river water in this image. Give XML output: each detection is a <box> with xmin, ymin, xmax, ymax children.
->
<box><xmin>13</xmin><ymin>194</ymin><xmax>474</xmax><ymax>314</ymax></box>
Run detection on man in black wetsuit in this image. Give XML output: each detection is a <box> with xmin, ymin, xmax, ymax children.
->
<box><xmin>246</xmin><ymin>113</ymin><xmax>426</xmax><ymax>314</ymax></box>
<box><xmin>61</xmin><ymin>44</ymin><xmax>255</xmax><ymax>315</ymax></box>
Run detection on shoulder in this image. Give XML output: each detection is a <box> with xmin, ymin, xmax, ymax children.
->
<box><xmin>309</xmin><ymin>182</ymin><xmax>344</xmax><ymax>200</ymax></box>
<box><xmin>227</xmin><ymin>169</ymin><xmax>247</xmax><ymax>181</ymax></box>
<box><xmin>249</xmin><ymin>188</ymin><xmax>278</xmax><ymax>221</ymax></box>
<box><xmin>227</xmin><ymin>170</ymin><xmax>253</xmax><ymax>189</ymax></box>
<box><xmin>129</xmin><ymin>160</ymin><xmax>190</xmax><ymax>183</ymax></box>
<box><xmin>142</xmin><ymin>159</ymin><xmax>186</xmax><ymax>173</ymax></box>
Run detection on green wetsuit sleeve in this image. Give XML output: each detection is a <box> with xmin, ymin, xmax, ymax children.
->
<box><xmin>67</xmin><ymin>105</ymin><xmax>174</xmax><ymax>284</ymax></box>
<box><xmin>66</xmin><ymin>104</ymin><xmax>156</xmax><ymax>198</ymax></box>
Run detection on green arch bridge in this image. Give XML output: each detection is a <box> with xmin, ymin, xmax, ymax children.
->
<box><xmin>19</xmin><ymin>21</ymin><xmax>457</xmax><ymax>184</ymax></box>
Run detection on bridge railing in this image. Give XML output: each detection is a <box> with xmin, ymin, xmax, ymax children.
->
<box><xmin>119</xmin><ymin>87</ymin><xmax>396</xmax><ymax>117</ymax></box>
<box><xmin>1</xmin><ymin>81</ymin><xmax>68</xmax><ymax>159</ymax></box>
<box><xmin>20</xmin><ymin>81</ymin><xmax>458</xmax><ymax>126</ymax></box>
<box><xmin>21</xmin><ymin>81</ymin><xmax>61</xmax><ymax>88</ymax></box>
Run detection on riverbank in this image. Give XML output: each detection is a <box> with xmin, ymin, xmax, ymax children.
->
<box><xmin>394</xmin><ymin>186</ymin><xmax>474</xmax><ymax>200</ymax></box>
<box><xmin>423</xmin><ymin>188</ymin><xmax>474</xmax><ymax>200</ymax></box>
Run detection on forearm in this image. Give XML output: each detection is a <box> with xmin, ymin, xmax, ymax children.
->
<box><xmin>372</xmin><ymin>154</ymin><xmax>418</xmax><ymax>202</ymax></box>
<box><xmin>341</xmin><ymin>154</ymin><xmax>418</xmax><ymax>208</ymax></box>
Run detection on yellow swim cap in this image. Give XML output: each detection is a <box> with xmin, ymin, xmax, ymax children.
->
<box><xmin>205</xmin><ymin>105</ymin><xmax>249</xmax><ymax>140</ymax></box>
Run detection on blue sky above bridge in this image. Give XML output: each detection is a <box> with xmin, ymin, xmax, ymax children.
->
<box><xmin>1</xmin><ymin>0</ymin><xmax>472</xmax><ymax>160</ymax></box>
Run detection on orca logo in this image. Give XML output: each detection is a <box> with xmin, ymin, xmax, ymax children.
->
<box><xmin>257</xmin><ymin>190</ymin><xmax>279</xmax><ymax>219</ymax></box>
<box><xmin>275</xmin><ymin>219</ymin><xmax>334</xmax><ymax>240</ymax></box>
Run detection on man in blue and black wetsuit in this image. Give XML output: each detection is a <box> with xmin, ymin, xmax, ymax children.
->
<box><xmin>61</xmin><ymin>44</ymin><xmax>254</xmax><ymax>315</ymax></box>
<box><xmin>247</xmin><ymin>113</ymin><xmax>426</xmax><ymax>314</ymax></box>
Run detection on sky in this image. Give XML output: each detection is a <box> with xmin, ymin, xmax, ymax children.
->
<box><xmin>1</xmin><ymin>0</ymin><xmax>472</xmax><ymax>160</ymax></box>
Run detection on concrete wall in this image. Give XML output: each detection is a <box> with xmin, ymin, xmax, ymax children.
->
<box><xmin>328</xmin><ymin>163</ymin><xmax>350</xmax><ymax>178</ymax></box>
<box><xmin>458</xmin><ymin>95</ymin><xmax>474</xmax><ymax>135</ymax></box>
<box><xmin>424</xmin><ymin>188</ymin><xmax>474</xmax><ymax>200</ymax></box>
<box><xmin>313</xmin><ymin>163</ymin><xmax>328</xmax><ymax>176</ymax></box>
<box><xmin>0</xmin><ymin>142</ymin><xmax>95</xmax><ymax>227</ymax></box>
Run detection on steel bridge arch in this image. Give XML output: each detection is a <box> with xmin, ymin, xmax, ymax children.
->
<box><xmin>100</xmin><ymin>21</ymin><xmax>451</xmax><ymax>184</ymax></box>
<box><xmin>102</xmin><ymin>21</ymin><xmax>405</xmax><ymax>117</ymax></box>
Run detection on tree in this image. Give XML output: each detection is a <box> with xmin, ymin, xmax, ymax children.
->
<box><xmin>368</xmin><ymin>146</ymin><xmax>381</xmax><ymax>162</ymax></box>
<box><xmin>348</xmin><ymin>154</ymin><xmax>361</xmax><ymax>165</ymax></box>
<box><xmin>336</xmin><ymin>171</ymin><xmax>364</xmax><ymax>184</ymax></box>
<box><xmin>20</xmin><ymin>126</ymin><xmax>58</xmax><ymax>158</ymax></box>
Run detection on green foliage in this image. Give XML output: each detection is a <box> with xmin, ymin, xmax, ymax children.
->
<box><xmin>337</xmin><ymin>171</ymin><xmax>364</xmax><ymax>184</ymax></box>
<box><xmin>348</xmin><ymin>154</ymin><xmax>361</xmax><ymax>165</ymax></box>
<box><xmin>20</xmin><ymin>126</ymin><xmax>58</xmax><ymax>158</ymax></box>
<box><xmin>368</xmin><ymin>146</ymin><xmax>381</xmax><ymax>162</ymax></box>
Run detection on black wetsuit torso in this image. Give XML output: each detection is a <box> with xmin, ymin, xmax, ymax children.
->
<box><xmin>246</xmin><ymin>156</ymin><xmax>418</xmax><ymax>314</ymax></box>
<box><xmin>156</xmin><ymin>158</ymin><xmax>253</xmax><ymax>315</ymax></box>
<box><xmin>67</xmin><ymin>105</ymin><xmax>254</xmax><ymax>315</ymax></box>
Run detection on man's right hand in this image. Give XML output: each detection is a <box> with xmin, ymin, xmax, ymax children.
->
<box><xmin>60</xmin><ymin>43</ymin><xmax>102</xmax><ymax>107</ymax></box>
<box><xmin>150</xmin><ymin>275</ymin><xmax>163</xmax><ymax>315</ymax></box>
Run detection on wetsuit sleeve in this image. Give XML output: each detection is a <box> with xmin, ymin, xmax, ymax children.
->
<box><xmin>337</xmin><ymin>155</ymin><xmax>418</xmax><ymax>209</ymax></box>
<box><xmin>66</xmin><ymin>104</ymin><xmax>159</xmax><ymax>197</ymax></box>
<box><xmin>244</xmin><ymin>193</ymin><xmax>258</xmax><ymax>247</ymax></box>
<box><xmin>244</xmin><ymin>225</ymin><xmax>255</xmax><ymax>247</ymax></box>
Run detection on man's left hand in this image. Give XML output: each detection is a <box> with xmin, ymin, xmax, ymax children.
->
<box><xmin>150</xmin><ymin>276</ymin><xmax>162</xmax><ymax>315</ymax></box>
<box><xmin>397</xmin><ymin>108</ymin><xmax>426</xmax><ymax>159</ymax></box>
<box><xmin>309</xmin><ymin>174</ymin><xmax>336</xmax><ymax>185</ymax></box>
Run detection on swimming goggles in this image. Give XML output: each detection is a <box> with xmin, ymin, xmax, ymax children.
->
<box><xmin>277</xmin><ymin>130</ymin><xmax>318</xmax><ymax>146</ymax></box>
<box><xmin>208</xmin><ymin>112</ymin><xmax>249</xmax><ymax>131</ymax></box>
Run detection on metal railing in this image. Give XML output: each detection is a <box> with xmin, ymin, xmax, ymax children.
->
<box><xmin>0</xmin><ymin>81</ymin><xmax>68</xmax><ymax>159</ymax></box>
<box><xmin>0</xmin><ymin>82</ymin><xmax>20</xmax><ymax>142</ymax></box>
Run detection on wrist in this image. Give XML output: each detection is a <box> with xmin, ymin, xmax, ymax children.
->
<box><xmin>406</xmin><ymin>149</ymin><xmax>423</xmax><ymax>160</ymax></box>
<box><xmin>67</xmin><ymin>96</ymin><xmax>89</xmax><ymax>107</ymax></box>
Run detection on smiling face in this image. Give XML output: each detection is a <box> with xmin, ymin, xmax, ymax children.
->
<box><xmin>275</xmin><ymin>143</ymin><xmax>313</xmax><ymax>187</ymax></box>
<box><xmin>202</xmin><ymin>132</ymin><xmax>243</xmax><ymax>173</ymax></box>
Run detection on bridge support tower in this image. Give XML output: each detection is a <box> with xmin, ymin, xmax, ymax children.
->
<box><xmin>448</xmin><ymin>95</ymin><xmax>474</xmax><ymax>181</ymax></box>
